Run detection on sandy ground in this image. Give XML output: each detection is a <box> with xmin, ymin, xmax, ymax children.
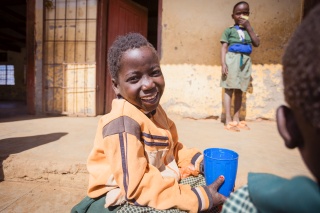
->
<box><xmin>0</xmin><ymin>114</ymin><xmax>313</xmax><ymax>213</ymax></box>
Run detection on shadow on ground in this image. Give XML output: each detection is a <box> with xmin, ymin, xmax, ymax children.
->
<box><xmin>0</xmin><ymin>132</ymin><xmax>68</xmax><ymax>181</ymax></box>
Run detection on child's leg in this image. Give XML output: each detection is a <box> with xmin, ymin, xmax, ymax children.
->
<box><xmin>233</xmin><ymin>89</ymin><xmax>243</xmax><ymax>123</ymax></box>
<box><xmin>224</xmin><ymin>89</ymin><xmax>233</xmax><ymax>125</ymax></box>
<box><xmin>224</xmin><ymin>89</ymin><xmax>240</xmax><ymax>131</ymax></box>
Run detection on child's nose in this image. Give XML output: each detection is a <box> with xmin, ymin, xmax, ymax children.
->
<box><xmin>141</xmin><ymin>76</ymin><xmax>155</xmax><ymax>90</ymax></box>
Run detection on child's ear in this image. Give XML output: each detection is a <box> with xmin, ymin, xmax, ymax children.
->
<box><xmin>276</xmin><ymin>105</ymin><xmax>303</xmax><ymax>149</ymax></box>
<box><xmin>112</xmin><ymin>78</ymin><xmax>120</xmax><ymax>96</ymax></box>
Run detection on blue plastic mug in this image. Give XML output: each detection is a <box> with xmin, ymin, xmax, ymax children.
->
<box><xmin>203</xmin><ymin>148</ymin><xmax>239</xmax><ymax>197</ymax></box>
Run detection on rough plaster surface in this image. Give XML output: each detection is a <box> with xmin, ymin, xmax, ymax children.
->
<box><xmin>159</xmin><ymin>0</ymin><xmax>299</xmax><ymax>119</ymax></box>
<box><xmin>161</xmin><ymin>0</ymin><xmax>302</xmax><ymax>65</ymax></box>
<box><xmin>160</xmin><ymin>64</ymin><xmax>285</xmax><ymax>120</ymax></box>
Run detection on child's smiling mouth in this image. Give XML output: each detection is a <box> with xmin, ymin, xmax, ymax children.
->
<box><xmin>141</xmin><ymin>93</ymin><xmax>158</xmax><ymax>103</ymax></box>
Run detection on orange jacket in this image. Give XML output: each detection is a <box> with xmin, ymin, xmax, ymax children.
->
<box><xmin>87</xmin><ymin>99</ymin><xmax>212</xmax><ymax>212</ymax></box>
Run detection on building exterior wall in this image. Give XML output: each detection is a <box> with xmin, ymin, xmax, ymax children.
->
<box><xmin>33</xmin><ymin>0</ymin><xmax>303</xmax><ymax>119</ymax></box>
<box><xmin>160</xmin><ymin>0</ymin><xmax>303</xmax><ymax>120</ymax></box>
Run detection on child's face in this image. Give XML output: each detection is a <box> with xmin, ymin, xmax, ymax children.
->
<box><xmin>112</xmin><ymin>46</ymin><xmax>165</xmax><ymax>113</ymax></box>
<box><xmin>232</xmin><ymin>3</ymin><xmax>250</xmax><ymax>25</ymax></box>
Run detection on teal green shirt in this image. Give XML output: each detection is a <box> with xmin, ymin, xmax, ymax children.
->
<box><xmin>222</xmin><ymin>173</ymin><xmax>320</xmax><ymax>213</ymax></box>
<box><xmin>220</xmin><ymin>26</ymin><xmax>252</xmax><ymax>46</ymax></box>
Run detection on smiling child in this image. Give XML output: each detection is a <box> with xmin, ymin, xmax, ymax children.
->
<box><xmin>72</xmin><ymin>33</ymin><xmax>226</xmax><ymax>213</ymax></box>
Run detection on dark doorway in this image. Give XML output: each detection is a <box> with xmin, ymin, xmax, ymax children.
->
<box><xmin>96</xmin><ymin>0</ymin><xmax>160</xmax><ymax>115</ymax></box>
<box><xmin>0</xmin><ymin>1</ymin><xmax>26</xmax><ymax>53</ymax></box>
<box><xmin>104</xmin><ymin>0</ymin><xmax>148</xmax><ymax>113</ymax></box>
<box><xmin>0</xmin><ymin>0</ymin><xmax>28</xmax><ymax>118</ymax></box>
<box><xmin>132</xmin><ymin>0</ymin><xmax>160</xmax><ymax>51</ymax></box>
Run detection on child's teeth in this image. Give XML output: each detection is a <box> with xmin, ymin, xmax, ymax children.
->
<box><xmin>142</xmin><ymin>94</ymin><xmax>156</xmax><ymax>100</ymax></box>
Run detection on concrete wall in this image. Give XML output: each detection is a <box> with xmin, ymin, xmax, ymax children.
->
<box><xmin>160</xmin><ymin>0</ymin><xmax>303</xmax><ymax>120</ymax></box>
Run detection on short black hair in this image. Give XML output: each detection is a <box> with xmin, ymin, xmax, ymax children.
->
<box><xmin>282</xmin><ymin>4</ymin><xmax>320</xmax><ymax>128</ymax></box>
<box><xmin>107</xmin><ymin>32</ymin><xmax>157</xmax><ymax>81</ymax></box>
<box><xmin>233</xmin><ymin>1</ymin><xmax>249</xmax><ymax>13</ymax></box>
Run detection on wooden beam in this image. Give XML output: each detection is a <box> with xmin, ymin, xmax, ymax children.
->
<box><xmin>0</xmin><ymin>20</ymin><xmax>26</xmax><ymax>36</ymax></box>
<box><xmin>96</xmin><ymin>0</ymin><xmax>108</xmax><ymax>115</ymax></box>
<box><xmin>26</xmin><ymin>0</ymin><xmax>35</xmax><ymax>114</ymax></box>
<box><xmin>0</xmin><ymin>21</ymin><xmax>25</xmax><ymax>29</ymax></box>
<box><xmin>0</xmin><ymin>7</ymin><xmax>26</xmax><ymax>22</ymax></box>
<box><xmin>0</xmin><ymin>0</ymin><xmax>26</xmax><ymax>6</ymax></box>
<box><xmin>0</xmin><ymin>43</ymin><xmax>21</xmax><ymax>52</ymax></box>
<box><xmin>0</xmin><ymin>33</ymin><xmax>25</xmax><ymax>42</ymax></box>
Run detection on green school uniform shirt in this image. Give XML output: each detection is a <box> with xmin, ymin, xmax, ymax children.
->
<box><xmin>221</xmin><ymin>173</ymin><xmax>320</xmax><ymax>213</ymax></box>
<box><xmin>220</xmin><ymin>26</ymin><xmax>252</xmax><ymax>46</ymax></box>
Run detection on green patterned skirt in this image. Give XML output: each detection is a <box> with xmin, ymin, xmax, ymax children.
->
<box><xmin>71</xmin><ymin>174</ymin><xmax>221</xmax><ymax>213</ymax></box>
<box><xmin>220</xmin><ymin>52</ymin><xmax>252</xmax><ymax>92</ymax></box>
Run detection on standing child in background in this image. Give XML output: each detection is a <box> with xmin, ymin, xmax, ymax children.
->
<box><xmin>222</xmin><ymin>4</ymin><xmax>320</xmax><ymax>212</ymax></box>
<box><xmin>72</xmin><ymin>33</ymin><xmax>226</xmax><ymax>213</ymax></box>
<box><xmin>220</xmin><ymin>1</ymin><xmax>260</xmax><ymax>132</ymax></box>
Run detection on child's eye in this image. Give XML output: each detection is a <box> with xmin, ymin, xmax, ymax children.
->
<box><xmin>235</xmin><ymin>12</ymin><xmax>250</xmax><ymax>16</ymax></box>
<box><xmin>127</xmin><ymin>76</ymin><xmax>140</xmax><ymax>83</ymax></box>
<box><xmin>150</xmin><ymin>69</ymin><xmax>162</xmax><ymax>77</ymax></box>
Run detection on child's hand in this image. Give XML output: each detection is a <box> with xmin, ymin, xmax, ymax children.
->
<box><xmin>222</xmin><ymin>64</ymin><xmax>228</xmax><ymax>75</ymax></box>
<box><xmin>239</xmin><ymin>16</ymin><xmax>251</xmax><ymax>29</ymax></box>
<box><xmin>207</xmin><ymin>175</ymin><xmax>227</xmax><ymax>207</ymax></box>
<box><xmin>179</xmin><ymin>164</ymin><xmax>200</xmax><ymax>179</ymax></box>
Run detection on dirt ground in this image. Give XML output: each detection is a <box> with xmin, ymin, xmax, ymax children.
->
<box><xmin>0</xmin><ymin>114</ymin><xmax>313</xmax><ymax>213</ymax></box>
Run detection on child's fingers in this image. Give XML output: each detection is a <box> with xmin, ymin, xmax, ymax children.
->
<box><xmin>207</xmin><ymin>176</ymin><xmax>227</xmax><ymax>207</ymax></box>
<box><xmin>191</xmin><ymin>169</ymin><xmax>200</xmax><ymax>176</ymax></box>
<box><xmin>222</xmin><ymin>66</ymin><xmax>228</xmax><ymax>75</ymax></box>
<box><xmin>212</xmin><ymin>175</ymin><xmax>225</xmax><ymax>190</ymax></box>
<box><xmin>207</xmin><ymin>175</ymin><xmax>225</xmax><ymax>194</ymax></box>
<box><xmin>179</xmin><ymin>164</ymin><xmax>200</xmax><ymax>179</ymax></box>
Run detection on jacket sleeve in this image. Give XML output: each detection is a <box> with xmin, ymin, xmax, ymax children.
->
<box><xmin>100</xmin><ymin>116</ymin><xmax>212</xmax><ymax>212</ymax></box>
<box><xmin>167</xmin><ymin>117</ymin><xmax>204</xmax><ymax>173</ymax></box>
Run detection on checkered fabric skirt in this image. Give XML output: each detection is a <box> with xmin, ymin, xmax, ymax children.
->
<box><xmin>117</xmin><ymin>174</ymin><xmax>221</xmax><ymax>213</ymax></box>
